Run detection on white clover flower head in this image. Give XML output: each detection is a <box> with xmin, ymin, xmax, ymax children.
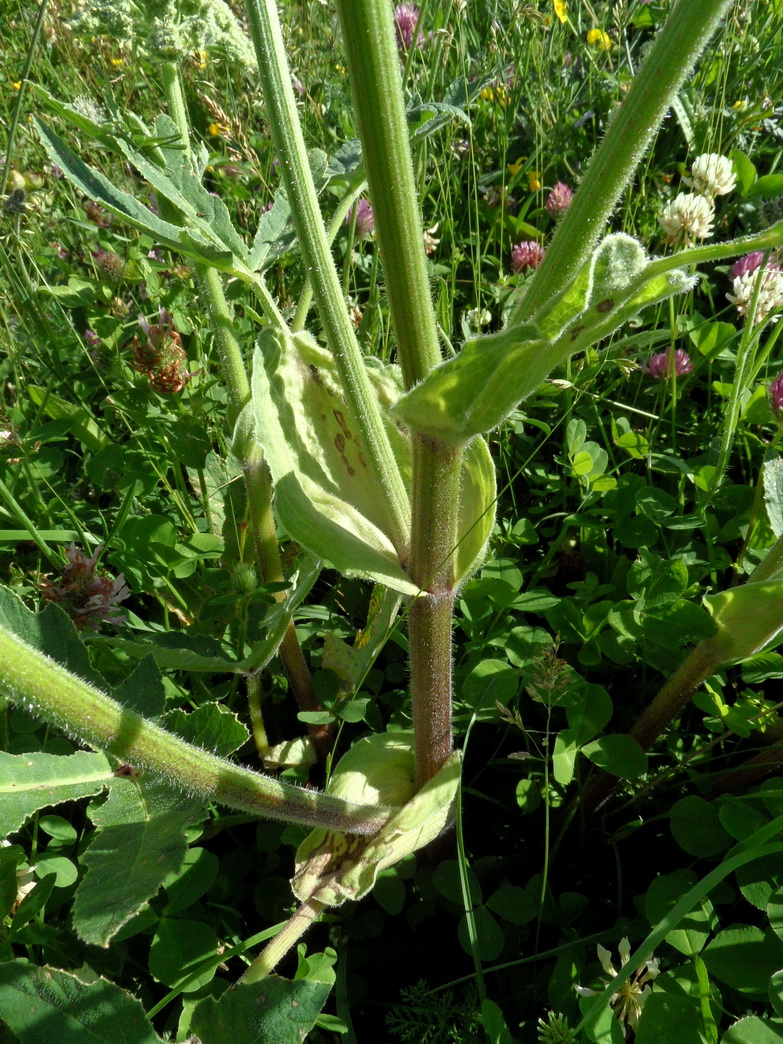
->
<box><xmin>684</xmin><ymin>152</ymin><xmax>736</xmax><ymax>198</ymax></box>
<box><xmin>575</xmin><ymin>938</ymin><xmax>659</xmax><ymax>1036</ymax></box>
<box><xmin>727</xmin><ymin>265</ymin><xmax>783</xmax><ymax>325</ymax></box>
<box><xmin>466</xmin><ymin>307</ymin><xmax>492</xmax><ymax>331</ymax></box>
<box><xmin>659</xmin><ymin>192</ymin><xmax>714</xmax><ymax>245</ymax></box>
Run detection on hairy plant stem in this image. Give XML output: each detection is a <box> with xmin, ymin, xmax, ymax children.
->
<box><xmin>0</xmin><ymin>623</ymin><xmax>389</xmax><ymax>834</ymax></box>
<box><xmin>335</xmin><ymin>0</ymin><xmax>441</xmax><ymax>389</ymax></box>
<box><xmin>512</xmin><ymin>0</ymin><xmax>733</xmax><ymax>325</ymax></box>
<box><xmin>408</xmin><ymin>437</ymin><xmax>462</xmax><ymax>787</ymax></box>
<box><xmin>162</xmin><ymin>61</ymin><xmax>327</xmax><ymax>752</ymax></box>
<box><xmin>240</xmin><ymin>899</ymin><xmax>325</xmax><ymax>983</ymax></box>
<box><xmin>334</xmin><ymin>0</ymin><xmax>461</xmax><ymax>786</ymax></box>
<box><xmin>243</xmin><ymin>0</ymin><xmax>410</xmax><ymax>556</ymax></box>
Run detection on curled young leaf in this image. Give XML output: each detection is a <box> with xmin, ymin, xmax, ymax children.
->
<box><xmin>292</xmin><ymin>732</ymin><xmax>461</xmax><ymax>907</ymax></box>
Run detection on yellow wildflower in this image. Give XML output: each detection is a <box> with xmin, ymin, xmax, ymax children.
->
<box><xmin>732</xmin><ymin>99</ymin><xmax>747</xmax><ymax>110</ymax></box>
<box><xmin>587</xmin><ymin>28</ymin><xmax>612</xmax><ymax>50</ymax></box>
<box><xmin>208</xmin><ymin>122</ymin><xmax>231</xmax><ymax>138</ymax></box>
<box><xmin>12</xmin><ymin>81</ymin><xmax>22</xmax><ymax>90</ymax></box>
<box><xmin>480</xmin><ymin>85</ymin><xmax>509</xmax><ymax>108</ymax></box>
<box><xmin>528</xmin><ymin>171</ymin><xmax>542</xmax><ymax>192</ymax></box>
<box><xmin>508</xmin><ymin>158</ymin><xmax>523</xmax><ymax>178</ymax></box>
<box><xmin>109</xmin><ymin>56</ymin><xmax>124</xmax><ymax>67</ymax></box>
<box><xmin>193</xmin><ymin>50</ymin><xmax>208</xmax><ymax>69</ymax></box>
<box><xmin>553</xmin><ymin>0</ymin><xmax>568</xmax><ymax>23</ymax></box>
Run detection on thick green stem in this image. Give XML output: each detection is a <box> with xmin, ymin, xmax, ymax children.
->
<box><xmin>408</xmin><ymin>437</ymin><xmax>462</xmax><ymax>787</ymax></box>
<box><xmin>511</xmin><ymin>0</ymin><xmax>733</xmax><ymax>325</ymax></box>
<box><xmin>243</xmin><ymin>0</ymin><xmax>410</xmax><ymax>555</ymax></box>
<box><xmin>335</xmin><ymin>0</ymin><xmax>441</xmax><ymax>389</ymax></box>
<box><xmin>240</xmin><ymin>899</ymin><xmax>324</xmax><ymax>983</ymax></box>
<box><xmin>0</xmin><ymin>623</ymin><xmax>388</xmax><ymax>835</ymax></box>
<box><xmin>332</xmin><ymin>0</ymin><xmax>462</xmax><ymax>788</ymax></box>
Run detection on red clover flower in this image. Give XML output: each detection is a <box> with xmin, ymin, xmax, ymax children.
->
<box><xmin>346</xmin><ymin>198</ymin><xmax>375</xmax><ymax>238</ymax></box>
<box><xmin>511</xmin><ymin>240</ymin><xmax>545</xmax><ymax>273</ymax></box>
<box><xmin>545</xmin><ymin>181</ymin><xmax>573</xmax><ymax>219</ymax></box>
<box><xmin>769</xmin><ymin>371</ymin><xmax>783</xmax><ymax>419</ymax></box>
<box><xmin>642</xmin><ymin>347</ymin><xmax>693</xmax><ymax>379</ymax></box>
<box><xmin>394</xmin><ymin>3</ymin><xmax>426</xmax><ymax>51</ymax></box>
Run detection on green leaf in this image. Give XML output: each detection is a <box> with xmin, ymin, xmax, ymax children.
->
<box><xmin>392</xmin><ymin>322</ymin><xmax>549</xmax><ymax>444</ymax></box>
<box><xmin>34</xmin><ymin>120</ymin><xmax>242</xmax><ymax>276</ymax></box>
<box><xmin>0</xmin><ymin>959</ymin><xmax>165</xmax><ymax>1043</ymax></box>
<box><xmin>730</xmin><ymin>149</ymin><xmax>757</xmax><ymax>196</ymax></box>
<box><xmin>764</xmin><ymin>459</ymin><xmax>783</xmax><ymax>538</ymax></box>
<box><xmin>721</xmin><ymin>1017</ymin><xmax>783</xmax><ymax>1044</ymax></box>
<box><xmin>747</xmin><ymin>175</ymin><xmax>783</xmax><ymax>200</ymax></box>
<box><xmin>552</xmin><ymin>729</ymin><xmax>579</xmax><ymax>787</ymax></box>
<box><xmin>486</xmin><ymin>883</ymin><xmax>536</xmax><ymax>925</ymax></box>
<box><xmin>163</xmin><ymin>704</ymin><xmax>249</xmax><ymax>759</ymax></box>
<box><xmin>27</xmin><ymin>385</ymin><xmax>109</xmax><ymax>452</ymax></box>
<box><xmin>393</xmin><ymin>234</ymin><xmax>694</xmax><ymax>444</ymax></box>
<box><xmin>645</xmin><ymin>871</ymin><xmax>716</xmax><ymax>956</ymax></box>
<box><xmin>0</xmin><ymin>751</ymin><xmax>113</xmax><ymax>837</ymax></box>
<box><xmin>148</xmin><ymin>917</ymin><xmax>219</xmax><ymax>991</ymax></box>
<box><xmin>704</xmin><ymin>926</ymin><xmax>783</xmax><ymax>997</ymax></box>
<box><xmin>190</xmin><ymin>976</ymin><xmax>332</xmax><ymax>1044</ymax></box>
<box><xmin>635</xmin><ymin>992</ymin><xmax>705</xmax><ymax>1044</ymax></box>
<box><xmin>581</xmin><ymin>735</ymin><xmax>647</xmax><ymax>778</ymax></box>
<box><xmin>0</xmin><ymin>845</ymin><xmax>24</xmax><ymax>918</ymax></box>
<box><xmin>248</xmin><ymin>191</ymin><xmax>294</xmax><ymax>271</ymax></box>
<box><xmin>705</xmin><ymin>580</ymin><xmax>783</xmax><ymax>661</ymax></box>
<box><xmin>566</xmin><ymin>685</ymin><xmax>613</xmax><ymax>745</ymax></box>
<box><xmin>0</xmin><ymin>591</ymin><xmax>105</xmax><ymax>690</ymax></box>
<box><xmin>72</xmin><ymin>779</ymin><xmax>204</xmax><ymax>947</ymax></box>
<box><xmin>458</xmin><ymin>905</ymin><xmax>504</xmax><ymax>962</ymax></box>
<box><xmin>479</xmin><ymin>998</ymin><xmax>514</xmax><ymax>1044</ymax></box>
<box><xmin>249</xmin><ymin>329</ymin><xmax>417</xmax><ymax>594</ymax></box>
<box><xmin>162</xmin><ymin>848</ymin><xmax>220</xmax><ymax>917</ymax></box>
<box><xmin>670</xmin><ymin>796</ymin><xmax>732</xmax><ymax>858</ymax></box>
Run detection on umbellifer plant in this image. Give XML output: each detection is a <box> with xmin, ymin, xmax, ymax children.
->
<box><xmin>2</xmin><ymin>0</ymin><xmax>783</xmax><ymax>1038</ymax></box>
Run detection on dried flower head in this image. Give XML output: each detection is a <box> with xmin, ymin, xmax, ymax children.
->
<box><xmin>346</xmin><ymin>198</ymin><xmax>375</xmax><ymax>238</ymax></box>
<box><xmin>39</xmin><ymin>543</ymin><xmax>130</xmax><ymax>631</ymax></box>
<box><xmin>658</xmin><ymin>192</ymin><xmax>714</xmax><ymax>245</ymax></box>
<box><xmin>93</xmin><ymin>246</ymin><xmax>125</xmax><ymax>279</ymax></box>
<box><xmin>684</xmin><ymin>152</ymin><xmax>736</xmax><ymax>198</ymax></box>
<box><xmin>130</xmin><ymin>308</ymin><xmax>194</xmax><ymax>393</ymax></box>
<box><xmin>727</xmin><ymin>264</ymin><xmax>783</xmax><ymax>325</ymax></box>
<box><xmin>394</xmin><ymin>3</ymin><xmax>425</xmax><ymax>51</ymax></box>
<box><xmin>642</xmin><ymin>347</ymin><xmax>693</xmax><ymax>379</ymax></box>
<box><xmin>575</xmin><ymin>938</ymin><xmax>659</xmax><ymax>1036</ymax></box>
<box><xmin>546</xmin><ymin>181</ymin><xmax>574</xmax><ymax>219</ymax></box>
<box><xmin>84</xmin><ymin>200</ymin><xmax>112</xmax><ymax>228</ymax></box>
<box><xmin>511</xmin><ymin>239</ymin><xmax>545</xmax><ymax>273</ymax></box>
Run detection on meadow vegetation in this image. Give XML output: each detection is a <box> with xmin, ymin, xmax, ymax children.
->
<box><xmin>2</xmin><ymin>1</ymin><xmax>783</xmax><ymax>1042</ymax></box>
